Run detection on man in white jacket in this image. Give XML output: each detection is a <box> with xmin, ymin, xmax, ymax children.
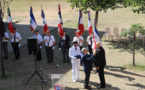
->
<box><xmin>69</xmin><ymin>40</ymin><xmax>82</xmax><ymax>82</ymax></box>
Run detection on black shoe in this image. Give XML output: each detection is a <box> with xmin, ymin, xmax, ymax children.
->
<box><xmin>15</xmin><ymin>57</ymin><xmax>19</xmax><ymax>60</ymax></box>
<box><xmin>95</xmin><ymin>69</ymin><xmax>99</xmax><ymax>73</ymax></box>
<box><xmin>63</xmin><ymin>61</ymin><xmax>65</xmax><ymax>63</ymax></box>
<box><xmin>97</xmin><ymin>85</ymin><xmax>105</xmax><ymax>89</ymax></box>
<box><xmin>4</xmin><ymin>57</ymin><xmax>8</xmax><ymax>59</ymax></box>
<box><xmin>67</xmin><ymin>60</ymin><xmax>69</xmax><ymax>63</ymax></box>
<box><xmin>36</xmin><ymin>59</ymin><xmax>41</xmax><ymax>61</ymax></box>
<box><xmin>85</xmin><ymin>85</ymin><xmax>91</xmax><ymax>89</ymax></box>
<box><xmin>47</xmin><ymin>61</ymin><xmax>51</xmax><ymax>63</ymax></box>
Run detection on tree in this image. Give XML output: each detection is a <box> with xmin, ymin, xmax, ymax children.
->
<box><xmin>121</xmin><ymin>23</ymin><xmax>145</xmax><ymax>66</ymax></box>
<box><xmin>0</xmin><ymin>0</ymin><xmax>12</xmax><ymax>78</ymax></box>
<box><xmin>121</xmin><ymin>0</ymin><xmax>145</xmax><ymax>14</ymax></box>
<box><xmin>66</xmin><ymin>0</ymin><xmax>127</xmax><ymax>26</ymax></box>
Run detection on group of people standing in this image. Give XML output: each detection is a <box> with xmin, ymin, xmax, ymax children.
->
<box><xmin>2</xmin><ymin>28</ymin><xmax>106</xmax><ymax>89</ymax></box>
<box><xmin>2</xmin><ymin>28</ymin><xmax>21</xmax><ymax>60</ymax></box>
<box><xmin>69</xmin><ymin>32</ymin><xmax>106</xmax><ymax>89</ymax></box>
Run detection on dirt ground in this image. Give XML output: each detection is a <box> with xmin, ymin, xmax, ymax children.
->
<box><xmin>0</xmin><ymin>28</ymin><xmax>145</xmax><ymax>90</ymax></box>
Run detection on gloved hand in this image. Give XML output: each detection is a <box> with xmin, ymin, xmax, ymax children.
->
<box><xmin>75</xmin><ymin>55</ymin><xmax>81</xmax><ymax>59</ymax></box>
<box><xmin>59</xmin><ymin>48</ymin><xmax>61</xmax><ymax>50</ymax></box>
<box><xmin>18</xmin><ymin>44</ymin><xmax>21</xmax><ymax>47</ymax></box>
<box><xmin>52</xmin><ymin>46</ymin><xmax>55</xmax><ymax>50</ymax></box>
<box><xmin>40</xmin><ymin>46</ymin><xmax>42</xmax><ymax>49</ymax></box>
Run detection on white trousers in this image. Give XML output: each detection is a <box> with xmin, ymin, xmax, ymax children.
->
<box><xmin>71</xmin><ymin>59</ymin><xmax>80</xmax><ymax>81</ymax></box>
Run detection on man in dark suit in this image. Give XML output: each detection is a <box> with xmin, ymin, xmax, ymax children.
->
<box><xmin>59</xmin><ymin>31</ymin><xmax>70</xmax><ymax>63</ymax></box>
<box><xmin>94</xmin><ymin>42</ymin><xmax>106</xmax><ymax>89</ymax></box>
<box><xmin>81</xmin><ymin>48</ymin><xmax>96</xmax><ymax>89</ymax></box>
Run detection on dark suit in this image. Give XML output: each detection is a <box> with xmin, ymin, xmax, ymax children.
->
<box><xmin>59</xmin><ymin>35</ymin><xmax>70</xmax><ymax>62</ymax></box>
<box><xmin>81</xmin><ymin>54</ymin><xmax>94</xmax><ymax>88</ymax></box>
<box><xmin>94</xmin><ymin>47</ymin><xmax>106</xmax><ymax>87</ymax></box>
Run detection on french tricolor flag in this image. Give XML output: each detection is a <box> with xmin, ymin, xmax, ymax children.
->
<box><xmin>7</xmin><ymin>7</ymin><xmax>14</xmax><ymax>34</ymax></box>
<box><xmin>76</xmin><ymin>10</ymin><xmax>84</xmax><ymax>36</ymax></box>
<box><xmin>41</xmin><ymin>9</ymin><xmax>48</xmax><ymax>34</ymax></box>
<box><xmin>58</xmin><ymin>4</ymin><xmax>64</xmax><ymax>37</ymax></box>
<box><xmin>93</xmin><ymin>19</ymin><xmax>101</xmax><ymax>49</ymax></box>
<box><xmin>88</xmin><ymin>11</ymin><xmax>93</xmax><ymax>36</ymax></box>
<box><xmin>30</xmin><ymin>6</ymin><xmax>37</xmax><ymax>32</ymax></box>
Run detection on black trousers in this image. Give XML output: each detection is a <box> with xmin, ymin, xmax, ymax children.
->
<box><xmin>12</xmin><ymin>42</ymin><xmax>20</xmax><ymax>59</ymax></box>
<box><xmin>80</xmin><ymin>46</ymin><xmax>83</xmax><ymax>65</ymax></box>
<box><xmin>3</xmin><ymin>42</ymin><xmax>8</xmax><ymax>58</ymax></box>
<box><xmin>88</xmin><ymin>45</ymin><xmax>92</xmax><ymax>54</ymax></box>
<box><xmin>98</xmin><ymin>66</ymin><xmax>106</xmax><ymax>86</ymax></box>
<box><xmin>84</xmin><ymin>71</ymin><xmax>91</xmax><ymax>87</ymax></box>
<box><xmin>80</xmin><ymin>46</ymin><xmax>82</xmax><ymax>51</ymax></box>
<box><xmin>36</xmin><ymin>46</ymin><xmax>42</xmax><ymax>61</ymax></box>
<box><xmin>45</xmin><ymin>46</ymin><xmax>53</xmax><ymax>62</ymax></box>
<box><xmin>61</xmin><ymin>46</ymin><xmax>69</xmax><ymax>62</ymax></box>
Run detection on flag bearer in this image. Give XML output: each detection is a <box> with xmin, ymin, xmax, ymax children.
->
<box><xmin>3</xmin><ymin>31</ymin><xmax>9</xmax><ymax>59</ymax></box>
<box><xmin>86</xmin><ymin>33</ymin><xmax>94</xmax><ymax>54</ymax></box>
<box><xmin>59</xmin><ymin>31</ymin><xmax>70</xmax><ymax>63</ymax></box>
<box><xmin>11</xmin><ymin>28</ymin><xmax>22</xmax><ymax>59</ymax></box>
<box><xmin>33</xmin><ymin>30</ymin><xmax>43</xmax><ymax>61</ymax></box>
<box><xmin>44</xmin><ymin>31</ymin><xmax>55</xmax><ymax>63</ymax></box>
<box><xmin>73</xmin><ymin>31</ymin><xmax>84</xmax><ymax>50</ymax></box>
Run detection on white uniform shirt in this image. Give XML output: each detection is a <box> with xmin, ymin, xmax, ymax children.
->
<box><xmin>3</xmin><ymin>32</ymin><xmax>9</xmax><ymax>42</ymax></box>
<box><xmin>62</xmin><ymin>35</ymin><xmax>66</xmax><ymax>40</ymax></box>
<box><xmin>86</xmin><ymin>36</ymin><xmax>93</xmax><ymax>45</ymax></box>
<box><xmin>11</xmin><ymin>32</ymin><xmax>22</xmax><ymax>43</ymax></box>
<box><xmin>33</xmin><ymin>34</ymin><xmax>43</xmax><ymax>45</ymax></box>
<box><xmin>44</xmin><ymin>35</ymin><xmax>55</xmax><ymax>47</ymax></box>
<box><xmin>73</xmin><ymin>36</ymin><xmax>84</xmax><ymax>46</ymax></box>
<box><xmin>69</xmin><ymin>45</ymin><xmax>81</xmax><ymax>63</ymax></box>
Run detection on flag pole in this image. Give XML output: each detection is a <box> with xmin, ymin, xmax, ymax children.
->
<box><xmin>58</xmin><ymin>0</ymin><xmax>60</xmax><ymax>5</ymax></box>
<box><xmin>41</xmin><ymin>4</ymin><xmax>42</xmax><ymax>10</ymax></box>
<box><xmin>30</xmin><ymin>1</ymin><xmax>31</xmax><ymax>6</ymax></box>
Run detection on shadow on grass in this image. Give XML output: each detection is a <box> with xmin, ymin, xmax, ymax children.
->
<box><xmin>126</xmin><ymin>83</ymin><xmax>145</xmax><ymax>89</ymax></box>
<box><xmin>78</xmin><ymin>80</ymin><xmax>120</xmax><ymax>90</ymax></box>
<box><xmin>105</xmin><ymin>65</ymin><xmax>145</xmax><ymax>78</ymax></box>
<box><xmin>107</xmin><ymin>41</ymin><xmax>145</xmax><ymax>56</ymax></box>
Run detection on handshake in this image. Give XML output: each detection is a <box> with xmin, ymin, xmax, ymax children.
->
<box><xmin>74</xmin><ymin>55</ymin><xmax>81</xmax><ymax>59</ymax></box>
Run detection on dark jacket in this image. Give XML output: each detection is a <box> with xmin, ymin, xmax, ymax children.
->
<box><xmin>59</xmin><ymin>35</ymin><xmax>70</xmax><ymax>49</ymax></box>
<box><xmin>81</xmin><ymin>54</ymin><xmax>94</xmax><ymax>72</ymax></box>
<box><xmin>94</xmin><ymin>47</ymin><xmax>106</xmax><ymax>67</ymax></box>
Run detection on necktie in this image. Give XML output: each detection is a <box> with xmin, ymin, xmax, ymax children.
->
<box><xmin>90</xmin><ymin>38</ymin><xmax>92</xmax><ymax>45</ymax></box>
<box><xmin>75</xmin><ymin>47</ymin><xmax>77</xmax><ymax>51</ymax></box>
<box><xmin>48</xmin><ymin>37</ymin><xmax>49</xmax><ymax>47</ymax></box>
<box><xmin>78</xmin><ymin>38</ymin><xmax>80</xmax><ymax>46</ymax></box>
<box><xmin>14</xmin><ymin>34</ymin><xmax>16</xmax><ymax>43</ymax></box>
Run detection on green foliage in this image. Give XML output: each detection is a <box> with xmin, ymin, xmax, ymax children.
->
<box><xmin>67</xmin><ymin>0</ymin><xmax>145</xmax><ymax>14</ymax></box>
<box><xmin>122</xmin><ymin>0</ymin><xmax>145</xmax><ymax>14</ymax></box>
<box><xmin>66</xmin><ymin>0</ymin><xmax>124</xmax><ymax>13</ymax></box>
<box><xmin>124</xmin><ymin>63</ymin><xmax>145</xmax><ymax>71</ymax></box>
<box><xmin>121</xmin><ymin>23</ymin><xmax>145</xmax><ymax>36</ymax></box>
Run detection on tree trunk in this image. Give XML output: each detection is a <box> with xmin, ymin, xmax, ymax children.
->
<box><xmin>95</xmin><ymin>10</ymin><xmax>99</xmax><ymax>27</ymax></box>
<box><xmin>133</xmin><ymin>32</ymin><xmax>136</xmax><ymax>66</ymax></box>
<box><xmin>0</xmin><ymin>12</ymin><xmax>5</xmax><ymax>78</ymax></box>
<box><xmin>0</xmin><ymin>37</ymin><xmax>5</xmax><ymax>78</ymax></box>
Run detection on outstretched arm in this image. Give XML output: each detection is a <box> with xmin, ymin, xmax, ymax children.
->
<box><xmin>85</xmin><ymin>55</ymin><xmax>94</xmax><ymax>61</ymax></box>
